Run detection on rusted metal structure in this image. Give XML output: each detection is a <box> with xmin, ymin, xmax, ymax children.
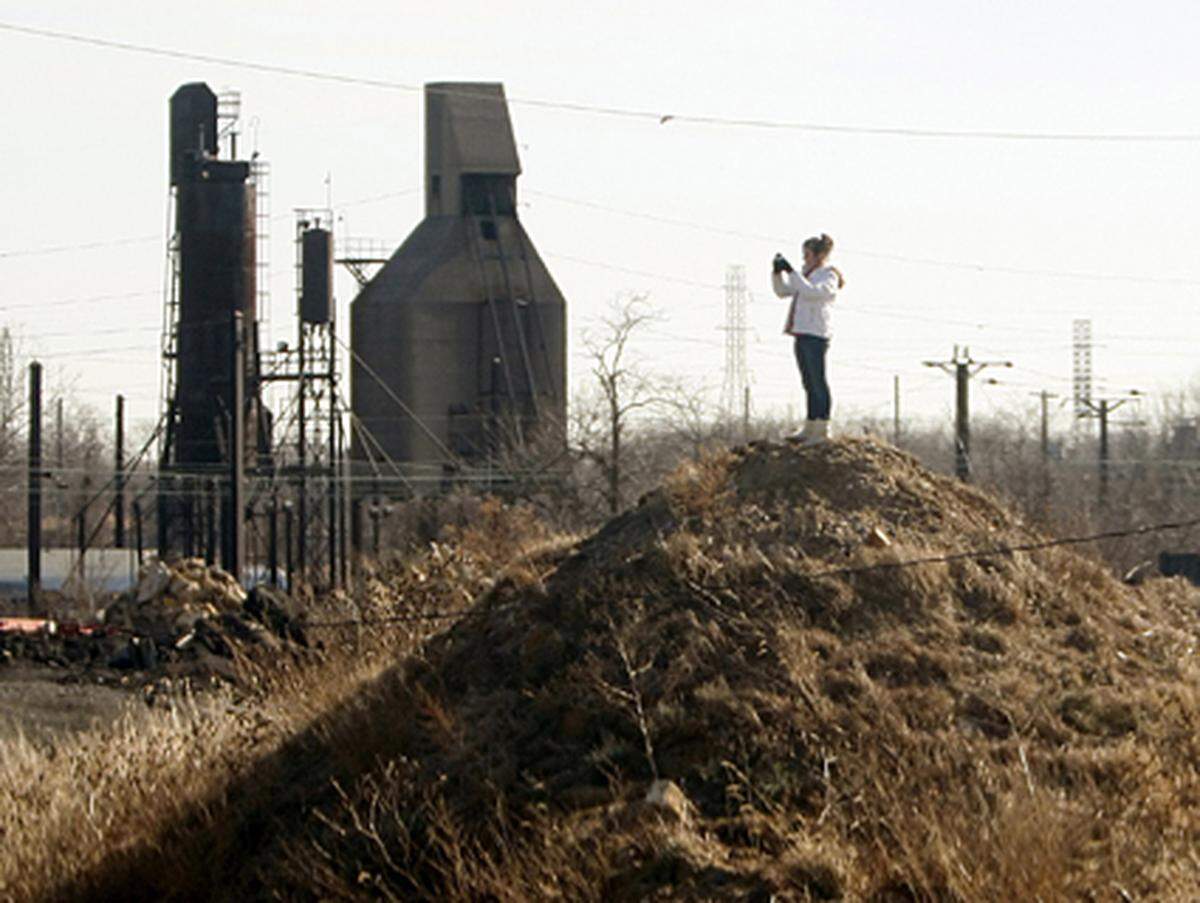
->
<box><xmin>158</xmin><ymin>82</ymin><xmax>267</xmax><ymax>574</ymax></box>
<box><xmin>350</xmin><ymin>83</ymin><xmax>567</xmax><ymax>476</ymax></box>
<box><xmin>173</xmin><ymin>155</ymin><xmax>257</xmax><ymax>464</ymax></box>
<box><xmin>267</xmin><ymin>211</ymin><xmax>346</xmax><ymax>588</ymax></box>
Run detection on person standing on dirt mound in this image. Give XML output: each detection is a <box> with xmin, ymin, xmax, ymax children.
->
<box><xmin>772</xmin><ymin>233</ymin><xmax>845</xmax><ymax>444</ymax></box>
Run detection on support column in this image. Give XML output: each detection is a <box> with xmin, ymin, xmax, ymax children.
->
<box><xmin>27</xmin><ymin>361</ymin><xmax>42</xmax><ymax>612</ymax></box>
<box><xmin>114</xmin><ymin>394</ymin><xmax>126</xmax><ymax>548</ymax></box>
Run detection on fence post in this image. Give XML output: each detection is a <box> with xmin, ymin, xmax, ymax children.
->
<box><xmin>27</xmin><ymin>361</ymin><xmax>42</xmax><ymax>612</ymax></box>
<box><xmin>114</xmin><ymin>394</ymin><xmax>126</xmax><ymax>548</ymax></box>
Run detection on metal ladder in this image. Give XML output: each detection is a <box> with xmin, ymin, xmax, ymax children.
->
<box><xmin>157</xmin><ymin>192</ymin><xmax>181</xmax><ymax>464</ymax></box>
<box><xmin>466</xmin><ymin>214</ymin><xmax>524</xmax><ymax>447</ymax></box>
<box><xmin>486</xmin><ymin>191</ymin><xmax>541</xmax><ymax>419</ymax></box>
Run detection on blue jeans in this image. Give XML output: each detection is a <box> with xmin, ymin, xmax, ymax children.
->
<box><xmin>793</xmin><ymin>334</ymin><xmax>831</xmax><ymax>420</ymax></box>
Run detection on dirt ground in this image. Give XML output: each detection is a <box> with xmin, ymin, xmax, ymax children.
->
<box><xmin>0</xmin><ymin>665</ymin><xmax>145</xmax><ymax>745</ymax></box>
<box><xmin>0</xmin><ymin>561</ymin><xmax>311</xmax><ymax>750</ymax></box>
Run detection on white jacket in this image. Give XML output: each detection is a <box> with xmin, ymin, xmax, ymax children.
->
<box><xmin>772</xmin><ymin>265</ymin><xmax>840</xmax><ymax>338</ymax></box>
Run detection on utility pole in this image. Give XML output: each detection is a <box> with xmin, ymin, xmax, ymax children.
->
<box><xmin>297</xmin><ymin>318</ymin><xmax>307</xmax><ymax>584</ymax></box>
<box><xmin>742</xmin><ymin>385</ymin><xmax>751</xmax><ymax>440</ymax></box>
<box><xmin>1098</xmin><ymin>399</ymin><xmax>1111</xmax><ymax>504</ymax></box>
<box><xmin>55</xmin><ymin>397</ymin><xmax>63</xmax><ymax>470</ymax></box>
<box><xmin>225</xmin><ymin>311</ymin><xmax>246</xmax><ymax>583</ymax></box>
<box><xmin>206</xmin><ymin>479</ymin><xmax>218</xmax><ymax>565</ymax></box>
<box><xmin>114</xmin><ymin>394</ymin><xmax>126</xmax><ymax>548</ymax></box>
<box><xmin>1031</xmin><ymin>390</ymin><xmax>1057</xmax><ymax>512</ymax></box>
<box><xmin>1035</xmin><ymin>391</ymin><xmax>1055</xmax><ymax>459</ymax></box>
<box><xmin>337</xmin><ymin>413</ymin><xmax>349</xmax><ymax>589</ymax></box>
<box><xmin>328</xmin><ymin>321</ymin><xmax>338</xmax><ymax>589</ymax></box>
<box><xmin>893</xmin><ymin>375</ymin><xmax>901</xmax><ymax>445</ymax></box>
<box><xmin>133</xmin><ymin>500</ymin><xmax>144</xmax><ymax>564</ymax></box>
<box><xmin>284</xmin><ymin>501</ymin><xmax>294</xmax><ymax>590</ymax></box>
<box><xmin>1078</xmin><ymin>393</ymin><xmax>1138</xmax><ymax>507</ymax></box>
<box><xmin>370</xmin><ymin>502</ymin><xmax>382</xmax><ymax>558</ymax></box>
<box><xmin>923</xmin><ymin>346</ymin><xmax>1012</xmax><ymax>481</ymax></box>
<box><xmin>350</xmin><ymin>496</ymin><xmax>363</xmax><ymax>576</ymax></box>
<box><xmin>27</xmin><ymin>362</ymin><xmax>42</xmax><ymax>612</ymax></box>
<box><xmin>268</xmin><ymin>489</ymin><xmax>279</xmax><ymax>588</ymax></box>
<box><xmin>54</xmin><ymin>397</ymin><xmax>63</xmax><ymax>548</ymax></box>
<box><xmin>76</xmin><ymin>505</ymin><xmax>87</xmax><ymax>588</ymax></box>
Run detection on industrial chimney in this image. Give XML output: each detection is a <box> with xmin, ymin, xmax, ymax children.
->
<box><xmin>350</xmin><ymin>83</ymin><xmax>567</xmax><ymax>476</ymax></box>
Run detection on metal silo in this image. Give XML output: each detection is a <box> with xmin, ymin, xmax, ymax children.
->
<box><xmin>300</xmin><ymin>227</ymin><xmax>334</xmax><ymax>324</ymax></box>
<box><xmin>350</xmin><ymin>83</ymin><xmax>567</xmax><ymax>478</ymax></box>
<box><xmin>174</xmin><ymin>157</ymin><xmax>257</xmax><ymax>465</ymax></box>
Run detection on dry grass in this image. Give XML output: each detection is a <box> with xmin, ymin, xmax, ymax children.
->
<box><xmin>5</xmin><ymin>441</ymin><xmax>1200</xmax><ymax>900</ymax></box>
<box><xmin>0</xmin><ymin>499</ymin><xmax>561</xmax><ymax>901</ymax></box>
<box><xmin>0</xmin><ymin>657</ymin><xmax>376</xmax><ymax>899</ymax></box>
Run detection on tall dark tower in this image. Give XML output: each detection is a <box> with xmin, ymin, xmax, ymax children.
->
<box><xmin>159</xmin><ymin>82</ymin><xmax>265</xmax><ymax>563</ymax></box>
<box><xmin>174</xmin><ymin>154</ymin><xmax>257</xmax><ymax>464</ymax></box>
<box><xmin>350</xmin><ymin>83</ymin><xmax>567</xmax><ymax>476</ymax></box>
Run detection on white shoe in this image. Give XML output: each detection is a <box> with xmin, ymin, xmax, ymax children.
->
<box><xmin>809</xmin><ymin>420</ymin><xmax>831</xmax><ymax>445</ymax></box>
<box><xmin>787</xmin><ymin>421</ymin><xmax>816</xmax><ymax>443</ymax></box>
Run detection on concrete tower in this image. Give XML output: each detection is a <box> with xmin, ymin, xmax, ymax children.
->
<box><xmin>350</xmin><ymin>83</ymin><xmax>567</xmax><ymax>474</ymax></box>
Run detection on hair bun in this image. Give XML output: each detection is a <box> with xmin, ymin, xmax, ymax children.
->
<box><xmin>802</xmin><ymin>233</ymin><xmax>836</xmax><ymax>258</ymax></box>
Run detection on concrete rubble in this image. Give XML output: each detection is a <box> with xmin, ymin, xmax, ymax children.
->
<box><xmin>0</xmin><ymin>558</ymin><xmax>306</xmax><ymax>685</ymax></box>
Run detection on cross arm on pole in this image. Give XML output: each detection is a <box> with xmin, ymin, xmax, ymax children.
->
<box><xmin>1078</xmin><ymin>391</ymin><xmax>1140</xmax><ymax>419</ymax></box>
<box><xmin>969</xmin><ymin>360</ymin><xmax>1012</xmax><ymax>378</ymax></box>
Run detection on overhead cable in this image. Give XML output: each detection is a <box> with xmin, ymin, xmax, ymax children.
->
<box><xmin>3</xmin><ymin>21</ymin><xmax>1200</xmax><ymax>144</ymax></box>
<box><xmin>529</xmin><ymin>189</ymin><xmax>1200</xmax><ymax>287</ymax></box>
<box><xmin>301</xmin><ymin>510</ymin><xmax>1200</xmax><ymax>631</ymax></box>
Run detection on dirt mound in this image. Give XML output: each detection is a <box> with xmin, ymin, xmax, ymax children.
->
<box><xmin>315</xmin><ymin>439</ymin><xmax>1200</xmax><ymax>899</ymax></box>
<box><xmin>64</xmin><ymin>439</ymin><xmax>1200</xmax><ymax>900</ymax></box>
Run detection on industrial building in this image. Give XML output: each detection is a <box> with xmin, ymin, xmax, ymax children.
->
<box><xmin>158</xmin><ymin>82</ymin><xmax>268</xmax><ymax>567</ymax></box>
<box><xmin>350</xmin><ymin>83</ymin><xmax>567</xmax><ymax>475</ymax></box>
<box><xmin>145</xmin><ymin>79</ymin><xmax>567</xmax><ymax>589</ymax></box>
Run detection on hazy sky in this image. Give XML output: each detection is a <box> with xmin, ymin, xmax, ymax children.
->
<box><xmin>1</xmin><ymin>1</ymin><xmax>1198</xmax><ymax>438</ymax></box>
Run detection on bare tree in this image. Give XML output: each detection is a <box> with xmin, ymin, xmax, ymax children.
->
<box><xmin>572</xmin><ymin>294</ymin><xmax>689</xmax><ymax>515</ymax></box>
<box><xmin>0</xmin><ymin>328</ymin><xmax>27</xmax><ymax>465</ymax></box>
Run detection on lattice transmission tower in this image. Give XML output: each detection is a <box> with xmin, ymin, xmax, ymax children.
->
<box><xmin>1072</xmin><ymin>318</ymin><xmax>1094</xmax><ymax>430</ymax></box>
<box><xmin>720</xmin><ymin>265</ymin><xmax>750</xmax><ymax>421</ymax></box>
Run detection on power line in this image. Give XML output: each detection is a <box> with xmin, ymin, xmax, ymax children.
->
<box><xmin>0</xmin><ymin>289</ymin><xmax>160</xmax><ymax>314</ymax></box>
<box><xmin>33</xmin><ymin>344</ymin><xmax>155</xmax><ymax>360</ymax></box>
<box><xmin>528</xmin><ymin>189</ymin><xmax>790</xmax><ymax>244</ymax></box>
<box><xmin>839</xmin><ymin>248</ymin><xmax>1200</xmax><ymax>287</ymax></box>
<box><xmin>8</xmin><ymin>176</ymin><xmax>1195</xmax><ymax>296</ymax></box>
<box><xmin>530</xmin><ymin>189</ymin><xmax>1200</xmax><ymax>287</ymax></box>
<box><xmin>0</xmin><ymin>233</ymin><xmax>161</xmax><ymax>260</ymax></box>
<box><xmin>331</xmin><ymin>333</ymin><xmax>458</xmax><ymax>464</ymax></box>
<box><xmin>546</xmin><ymin>251</ymin><xmax>721</xmax><ymax>290</ymax></box>
<box><xmin>0</xmin><ymin>253</ymin><xmax>1180</xmax><ymax>391</ymax></box>
<box><xmin>3</xmin><ymin>20</ymin><xmax>1200</xmax><ymax>144</ymax></box>
<box><xmin>29</xmin><ymin>324</ymin><xmax>158</xmax><ymax>342</ymax></box>
<box><xmin>338</xmin><ymin>188</ymin><xmax>419</xmax><ymax>208</ymax></box>
<box><xmin>0</xmin><ymin>190</ymin><xmax>416</xmax><ymax>261</ymax></box>
<box><xmin>808</xmin><ymin>513</ymin><xmax>1200</xmax><ymax>581</ymax></box>
<box><xmin>547</xmin><ymin>249</ymin><xmax>1077</xmax><ymax>336</ymax></box>
<box><xmin>301</xmin><ymin>509</ymin><xmax>1200</xmax><ymax>631</ymax></box>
